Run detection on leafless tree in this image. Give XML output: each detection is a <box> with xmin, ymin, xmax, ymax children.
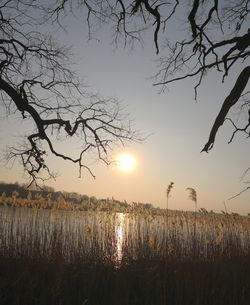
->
<box><xmin>0</xmin><ymin>1</ymin><xmax>141</xmax><ymax>187</ymax></box>
<box><xmin>1</xmin><ymin>1</ymin><xmax>249</xmax><ymax>188</ymax></box>
<box><xmin>49</xmin><ymin>0</ymin><xmax>249</xmax><ymax>154</ymax></box>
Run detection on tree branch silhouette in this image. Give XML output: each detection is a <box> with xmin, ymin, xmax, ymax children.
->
<box><xmin>202</xmin><ymin>66</ymin><xmax>250</xmax><ymax>152</ymax></box>
<box><xmin>50</xmin><ymin>0</ymin><xmax>250</xmax><ymax>153</ymax></box>
<box><xmin>0</xmin><ymin>1</ymin><xmax>141</xmax><ymax>187</ymax></box>
<box><xmin>2</xmin><ymin>0</ymin><xmax>250</xmax><ymax>189</ymax></box>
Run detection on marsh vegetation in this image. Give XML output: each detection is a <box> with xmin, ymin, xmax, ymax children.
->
<box><xmin>1</xmin><ymin>186</ymin><xmax>250</xmax><ymax>305</ymax></box>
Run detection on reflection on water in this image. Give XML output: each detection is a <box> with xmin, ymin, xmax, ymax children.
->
<box><xmin>0</xmin><ymin>207</ymin><xmax>129</xmax><ymax>264</ymax></box>
<box><xmin>115</xmin><ymin>213</ymin><xmax>124</xmax><ymax>264</ymax></box>
<box><xmin>1</xmin><ymin>206</ymin><xmax>250</xmax><ymax>265</ymax></box>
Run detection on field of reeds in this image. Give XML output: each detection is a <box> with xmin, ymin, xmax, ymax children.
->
<box><xmin>1</xmin><ymin>203</ymin><xmax>250</xmax><ymax>305</ymax></box>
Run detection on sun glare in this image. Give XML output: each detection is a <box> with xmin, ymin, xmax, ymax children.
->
<box><xmin>117</xmin><ymin>154</ymin><xmax>136</xmax><ymax>172</ymax></box>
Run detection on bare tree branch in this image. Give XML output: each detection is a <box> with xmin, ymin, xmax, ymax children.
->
<box><xmin>202</xmin><ymin>66</ymin><xmax>250</xmax><ymax>152</ymax></box>
<box><xmin>228</xmin><ymin>187</ymin><xmax>250</xmax><ymax>200</ymax></box>
<box><xmin>1</xmin><ymin>0</ymin><xmax>250</xmax><ymax>189</ymax></box>
<box><xmin>0</xmin><ymin>0</ymin><xmax>142</xmax><ymax>187</ymax></box>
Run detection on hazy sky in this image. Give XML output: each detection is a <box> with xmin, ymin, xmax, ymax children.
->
<box><xmin>0</xmin><ymin>9</ymin><xmax>249</xmax><ymax>214</ymax></box>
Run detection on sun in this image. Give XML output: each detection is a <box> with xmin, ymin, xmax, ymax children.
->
<box><xmin>117</xmin><ymin>153</ymin><xmax>136</xmax><ymax>172</ymax></box>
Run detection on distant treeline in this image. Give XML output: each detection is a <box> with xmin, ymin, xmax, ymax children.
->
<box><xmin>0</xmin><ymin>182</ymin><xmax>243</xmax><ymax>217</ymax></box>
<box><xmin>0</xmin><ymin>182</ymin><xmax>155</xmax><ymax>213</ymax></box>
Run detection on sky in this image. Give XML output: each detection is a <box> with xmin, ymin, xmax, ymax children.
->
<box><xmin>0</xmin><ymin>7</ymin><xmax>249</xmax><ymax>215</ymax></box>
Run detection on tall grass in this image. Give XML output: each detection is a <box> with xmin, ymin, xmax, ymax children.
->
<box><xmin>0</xmin><ymin>206</ymin><xmax>250</xmax><ymax>304</ymax></box>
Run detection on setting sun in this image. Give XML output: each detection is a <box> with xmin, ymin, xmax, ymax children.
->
<box><xmin>117</xmin><ymin>154</ymin><xmax>136</xmax><ymax>172</ymax></box>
